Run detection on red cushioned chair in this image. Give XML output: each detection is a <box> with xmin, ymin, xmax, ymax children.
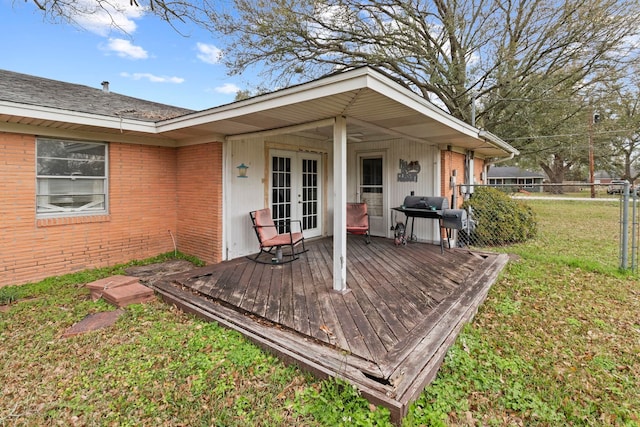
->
<box><xmin>249</xmin><ymin>208</ymin><xmax>306</xmax><ymax>264</ymax></box>
<box><xmin>346</xmin><ymin>202</ymin><xmax>371</xmax><ymax>244</ymax></box>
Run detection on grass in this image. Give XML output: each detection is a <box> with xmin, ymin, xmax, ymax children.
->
<box><xmin>407</xmin><ymin>200</ymin><xmax>639</xmax><ymax>426</ymax></box>
<box><xmin>1</xmin><ymin>200</ymin><xmax>638</xmax><ymax>426</ymax></box>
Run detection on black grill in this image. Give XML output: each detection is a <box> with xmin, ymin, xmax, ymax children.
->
<box><xmin>402</xmin><ymin>196</ymin><xmax>449</xmax><ymax>210</ymax></box>
<box><xmin>402</xmin><ymin>196</ymin><xmax>466</xmax><ymax>230</ymax></box>
<box><xmin>394</xmin><ymin>195</ymin><xmax>471</xmax><ymax>252</ymax></box>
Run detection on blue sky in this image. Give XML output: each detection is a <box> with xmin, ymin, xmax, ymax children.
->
<box><xmin>0</xmin><ymin>0</ymin><xmax>254</xmax><ymax>111</ymax></box>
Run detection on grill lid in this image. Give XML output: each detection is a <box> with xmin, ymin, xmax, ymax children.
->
<box><xmin>402</xmin><ymin>196</ymin><xmax>449</xmax><ymax>210</ymax></box>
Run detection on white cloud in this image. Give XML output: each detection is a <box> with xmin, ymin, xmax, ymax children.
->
<box><xmin>120</xmin><ymin>72</ymin><xmax>184</xmax><ymax>84</ymax></box>
<box><xmin>65</xmin><ymin>0</ymin><xmax>145</xmax><ymax>36</ymax></box>
<box><xmin>214</xmin><ymin>83</ymin><xmax>241</xmax><ymax>94</ymax></box>
<box><xmin>105</xmin><ymin>38</ymin><xmax>148</xmax><ymax>59</ymax></box>
<box><xmin>196</xmin><ymin>43</ymin><xmax>223</xmax><ymax>65</ymax></box>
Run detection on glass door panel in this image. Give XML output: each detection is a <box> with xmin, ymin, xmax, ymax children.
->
<box><xmin>270</xmin><ymin>150</ymin><xmax>322</xmax><ymax>239</ymax></box>
<box><xmin>358</xmin><ymin>154</ymin><xmax>386</xmax><ymax>236</ymax></box>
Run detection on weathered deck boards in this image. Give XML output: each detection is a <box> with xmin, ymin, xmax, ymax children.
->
<box><xmin>153</xmin><ymin>236</ymin><xmax>509</xmax><ymax>425</ymax></box>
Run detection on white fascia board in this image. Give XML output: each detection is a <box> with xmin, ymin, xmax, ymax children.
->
<box><xmin>478</xmin><ymin>129</ymin><xmax>519</xmax><ymax>155</ymax></box>
<box><xmin>0</xmin><ymin>101</ymin><xmax>158</xmax><ymax>134</ymax></box>
<box><xmin>156</xmin><ymin>69</ymin><xmax>374</xmax><ymax>132</ymax></box>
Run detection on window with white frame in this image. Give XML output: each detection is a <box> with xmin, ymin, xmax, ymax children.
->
<box><xmin>36</xmin><ymin>138</ymin><xmax>108</xmax><ymax>216</ymax></box>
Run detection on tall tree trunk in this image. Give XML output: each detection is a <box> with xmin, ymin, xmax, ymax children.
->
<box><xmin>540</xmin><ymin>154</ymin><xmax>572</xmax><ymax>193</ymax></box>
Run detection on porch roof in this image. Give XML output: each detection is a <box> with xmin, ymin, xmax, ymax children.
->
<box><xmin>159</xmin><ymin>67</ymin><xmax>517</xmax><ymax>158</ymax></box>
<box><xmin>0</xmin><ymin>67</ymin><xmax>517</xmax><ymax>158</ymax></box>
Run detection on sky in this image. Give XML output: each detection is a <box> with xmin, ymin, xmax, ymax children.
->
<box><xmin>0</xmin><ymin>0</ymin><xmax>255</xmax><ymax>111</ymax></box>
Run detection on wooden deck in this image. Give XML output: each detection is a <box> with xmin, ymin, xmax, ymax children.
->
<box><xmin>152</xmin><ymin>236</ymin><xmax>509</xmax><ymax>424</ymax></box>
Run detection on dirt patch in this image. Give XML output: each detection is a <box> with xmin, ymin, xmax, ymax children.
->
<box><xmin>124</xmin><ymin>259</ymin><xmax>197</xmax><ymax>286</ymax></box>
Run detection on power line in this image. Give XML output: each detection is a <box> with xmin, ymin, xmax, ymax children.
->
<box><xmin>503</xmin><ymin>128</ymin><xmax>639</xmax><ymax>141</ymax></box>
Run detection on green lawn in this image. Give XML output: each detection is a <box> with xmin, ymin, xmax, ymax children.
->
<box><xmin>1</xmin><ymin>201</ymin><xmax>638</xmax><ymax>426</ymax></box>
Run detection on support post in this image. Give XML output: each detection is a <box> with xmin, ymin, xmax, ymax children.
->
<box><xmin>621</xmin><ymin>181</ymin><xmax>630</xmax><ymax>270</ymax></box>
<box><xmin>333</xmin><ymin>116</ymin><xmax>348</xmax><ymax>293</ymax></box>
<box><xmin>589</xmin><ymin>110</ymin><xmax>598</xmax><ymax>199</ymax></box>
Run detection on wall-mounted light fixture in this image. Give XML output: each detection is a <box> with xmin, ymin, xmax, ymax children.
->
<box><xmin>236</xmin><ymin>163</ymin><xmax>249</xmax><ymax>178</ymax></box>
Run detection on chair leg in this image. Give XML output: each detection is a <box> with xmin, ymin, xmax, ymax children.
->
<box><xmin>289</xmin><ymin>241</ymin><xmax>298</xmax><ymax>261</ymax></box>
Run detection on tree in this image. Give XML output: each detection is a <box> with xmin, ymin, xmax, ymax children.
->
<box><xmin>26</xmin><ymin>1</ymin><xmax>640</xmax><ymax>124</ymax></box>
<box><xmin>599</xmin><ymin>75</ymin><xmax>640</xmax><ymax>183</ymax></box>
<box><xmin>25</xmin><ymin>0</ymin><xmax>640</xmax><ymax>175</ymax></box>
<box><xmin>25</xmin><ymin>0</ymin><xmax>198</xmax><ymax>27</ymax></box>
<box><xmin>206</xmin><ymin>0</ymin><xmax>640</xmax><ymax>178</ymax></box>
<box><xmin>203</xmin><ymin>0</ymin><xmax>639</xmax><ymax>127</ymax></box>
<box><xmin>487</xmin><ymin>73</ymin><xmax>589</xmax><ymax>183</ymax></box>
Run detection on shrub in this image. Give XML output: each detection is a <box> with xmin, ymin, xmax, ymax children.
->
<box><xmin>462</xmin><ymin>186</ymin><xmax>537</xmax><ymax>246</ymax></box>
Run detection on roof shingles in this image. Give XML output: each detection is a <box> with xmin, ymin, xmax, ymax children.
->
<box><xmin>0</xmin><ymin>69</ymin><xmax>193</xmax><ymax>122</ymax></box>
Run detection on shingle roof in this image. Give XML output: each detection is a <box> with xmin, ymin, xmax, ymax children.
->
<box><xmin>0</xmin><ymin>69</ymin><xmax>193</xmax><ymax>122</ymax></box>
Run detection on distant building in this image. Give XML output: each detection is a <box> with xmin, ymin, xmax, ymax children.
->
<box><xmin>487</xmin><ymin>166</ymin><xmax>545</xmax><ymax>192</ymax></box>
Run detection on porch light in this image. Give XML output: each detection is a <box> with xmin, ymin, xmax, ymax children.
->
<box><xmin>236</xmin><ymin>163</ymin><xmax>249</xmax><ymax>178</ymax></box>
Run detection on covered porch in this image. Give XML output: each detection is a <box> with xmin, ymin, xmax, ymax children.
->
<box><xmin>152</xmin><ymin>236</ymin><xmax>509</xmax><ymax>423</ymax></box>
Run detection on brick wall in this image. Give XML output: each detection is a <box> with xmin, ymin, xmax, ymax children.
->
<box><xmin>440</xmin><ymin>150</ymin><xmax>466</xmax><ymax>208</ymax></box>
<box><xmin>0</xmin><ymin>133</ymin><xmax>179</xmax><ymax>287</ymax></box>
<box><xmin>176</xmin><ymin>142</ymin><xmax>223</xmax><ymax>264</ymax></box>
<box><xmin>474</xmin><ymin>157</ymin><xmax>485</xmax><ymax>184</ymax></box>
<box><xmin>439</xmin><ymin>151</ymin><xmax>487</xmax><ymax>208</ymax></box>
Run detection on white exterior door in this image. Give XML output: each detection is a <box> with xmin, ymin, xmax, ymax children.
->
<box><xmin>357</xmin><ymin>153</ymin><xmax>386</xmax><ymax>236</ymax></box>
<box><xmin>270</xmin><ymin>150</ymin><xmax>322</xmax><ymax>239</ymax></box>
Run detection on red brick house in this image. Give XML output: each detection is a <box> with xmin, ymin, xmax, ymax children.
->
<box><xmin>0</xmin><ymin>67</ymin><xmax>517</xmax><ymax>288</ymax></box>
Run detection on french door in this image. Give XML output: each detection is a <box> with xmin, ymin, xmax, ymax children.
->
<box><xmin>270</xmin><ymin>150</ymin><xmax>322</xmax><ymax>239</ymax></box>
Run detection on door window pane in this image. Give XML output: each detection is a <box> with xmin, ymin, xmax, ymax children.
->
<box><xmin>360</xmin><ymin>157</ymin><xmax>383</xmax><ymax>216</ymax></box>
<box><xmin>271</xmin><ymin>156</ymin><xmax>292</xmax><ymax>233</ymax></box>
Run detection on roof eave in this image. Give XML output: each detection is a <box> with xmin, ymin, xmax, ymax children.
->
<box><xmin>0</xmin><ymin>100</ymin><xmax>159</xmax><ymax>133</ymax></box>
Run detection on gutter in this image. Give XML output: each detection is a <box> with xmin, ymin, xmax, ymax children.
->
<box><xmin>478</xmin><ymin>129</ymin><xmax>518</xmax><ymax>181</ymax></box>
<box><xmin>478</xmin><ymin>129</ymin><xmax>519</xmax><ymax>157</ymax></box>
<box><xmin>478</xmin><ymin>129</ymin><xmax>518</xmax><ymax>167</ymax></box>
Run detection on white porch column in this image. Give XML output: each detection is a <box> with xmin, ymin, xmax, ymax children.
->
<box><xmin>333</xmin><ymin>116</ymin><xmax>348</xmax><ymax>293</ymax></box>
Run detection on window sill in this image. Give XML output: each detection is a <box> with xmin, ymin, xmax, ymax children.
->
<box><xmin>36</xmin><ymin>215</ymin><xmax>111</xmax><ymax>228</ymax></box>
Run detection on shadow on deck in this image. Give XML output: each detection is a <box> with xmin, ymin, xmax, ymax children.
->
<box><xmin>152</xmin><ymin>236</ymin><xmax>509</xmax><ymax>424</ymax></box>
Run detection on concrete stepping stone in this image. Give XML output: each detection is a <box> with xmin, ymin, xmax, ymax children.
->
<box><xmin>62</xmin><ymin>309</ymin><xmax>125</xmax><ymax>338</ymax></box>
<box><xmin>85</xmin><ymin>275</ymin><xmax>139</xmax><ymax>301</ymax></box>
<box><xmin>101</xmin><ymin>282</ymin><xmax>155</xmax><ymax>308</ymax></box>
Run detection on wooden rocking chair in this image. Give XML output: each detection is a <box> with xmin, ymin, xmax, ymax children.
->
<box><xmin>346</xmin><ymin>202</ymin><xmax>371</xmax><ymax>244</ymax></box>
<box><xmin>249</xmin><ymin>208</ymin><xmax>307</xmax><ymax>264</ymax></box>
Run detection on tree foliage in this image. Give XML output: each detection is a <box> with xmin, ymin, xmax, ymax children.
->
<box><xmin>203</xmin><ymin>0</ymin><xmax>639</xmax><ymax>127</ymax></box>
<box><xmin>599</xmin><ymin>73</ymin><xmax>640</xmax><ymax>182</ymax></box>
<box><xmin>24</xmin><ymin>0</ymin><xmax>640</xmax><ymax>178</ymax></box>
